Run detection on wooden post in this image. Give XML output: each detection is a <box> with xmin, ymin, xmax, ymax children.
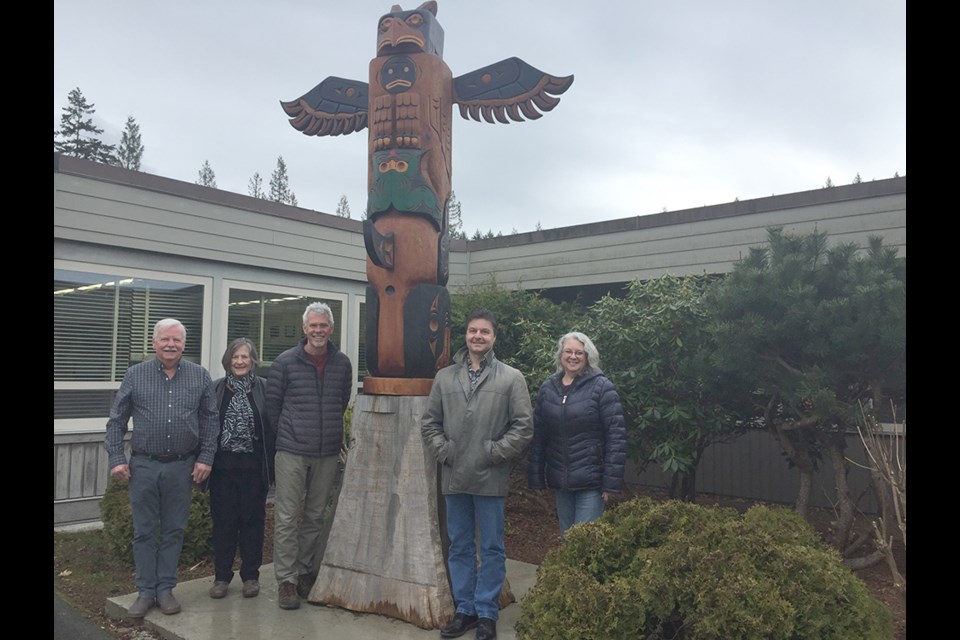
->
<box><xmin>308</xmin><ymin>394</ymin><xmax>453</xmax><ymax>628</ymax></box>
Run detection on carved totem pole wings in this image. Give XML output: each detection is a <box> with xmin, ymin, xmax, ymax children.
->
<box><xmin>280</xmin><ymin>76</ymin><xmax>369</xmax><ymax>136</ymax></box>
<box><xmin>279</xmin><ymin>1</ymin><xmax>573</xmax><ymax>386</ymax></box>
<box><xmin>452</xmin><ymin>57</ymin><xmax>574</xmax><ymax>124</ymax></box>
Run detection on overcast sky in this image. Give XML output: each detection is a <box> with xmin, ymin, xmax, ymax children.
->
<box><xmin>54</xmin><ymin>0</ymin><xmax>905</xmax><ymax>236</ymax></box>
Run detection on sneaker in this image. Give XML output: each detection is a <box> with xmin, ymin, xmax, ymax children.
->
<box><xmin>439</xmin><ymin>612</ymin><xmax>479</xmax><ymax>638</ymax></box>
<box><xmin>209</xmin><ymin>581</ymin><xmax>229</xmax><ymax>599</ymax></box>
<box><xmin>296</xmin><ymin>572</ymin><xmax>317</xmax><ymax>598</ymax></box>
<box><xmin>242</xmin><ymin>579</ymin><xmax>260</xmax><ymax>598</ymax></box>
<box><xmin>278</xmin><ymin>581</ymin><xmax>300</xmax><ymax>610</ymax></box>
<box><xmin>475</xmin><ymin>617</ymin><xmax>497</xmax><ymax>640</ymax></box>
<box><xmin>126</xmin><ymin>595</ymin><xmax>155</xmax><ymax>619</ymax></box>
<box><xmin>157</xmin><ymin>591</ymin><xmax>181</xmax><ymax>615</ymax></box>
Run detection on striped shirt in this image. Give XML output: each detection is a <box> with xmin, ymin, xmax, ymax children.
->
<box><xmin>104</xmin><ymin>358</ymin><xmax>219</xmax><ymax>469</ymax></box>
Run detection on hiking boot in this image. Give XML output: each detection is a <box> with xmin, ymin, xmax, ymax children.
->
<box><xmin>278</xmin><ymin>581</ymin><xmax>300</xmax><ymax>610</ymax></box>
<box><xmin>157</xmin><ymin>591</ymin><xmax>181</xmax><ymax>615</ymax></box>
<box><xmin>242</xmin><ymin>579</ymin><xmax>260</xmax><ymax>598</ymax></box>
<box><xmin>209</xmin><ymin>581</ymin><xmax>229</xmax><ymax>599</ymax></box>
<box><xmin>126</xmin><ymin>595</ymin><xmax>155</xmax><ymax>619</ymax></box>
<box><xmin>296</xmin><ymin>572</ymin><xmax>317</xmax><ymax>598</ymax></box>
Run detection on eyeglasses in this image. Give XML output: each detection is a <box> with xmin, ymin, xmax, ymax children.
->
<box><xmin>562</xmin><ymin>349</ymin><xmax>585</xmax><ymax>357</ymax></box>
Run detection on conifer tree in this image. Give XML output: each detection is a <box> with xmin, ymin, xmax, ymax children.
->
<box><xmin>336</xmin><ymin>195</ymin><xmax>351</xmax><ymax>218</ymax></box>
<box><xmin>54</xmin><ymin>87</ymin><xmax>116</xmax><ymax>164</ymax></box>
<box><xmin>116</xmin><ymin>116</ymin><xmax>144</xmax><ymax>170</ymax></box>
<box><xmin>269</xmin><ymin>156</ymin><xmax>298</xmax><ymax>206</ymax></box>
<box><xmin>197</xmin><ymin>160</ymin><xmax>217</xmax><ymax>188</ymax></box>
<box><xmin>248</xmin><ymin>172</ymin><xmax>265</xmax><ymax>199</ymax></box>
<box><xmin>447</xmin><ymin>191</ymin><xmax>466</xmax><ymax>239</ymax></box>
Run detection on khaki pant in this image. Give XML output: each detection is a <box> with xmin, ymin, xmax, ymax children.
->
<box><xmin>272</xmin><ymin>450</ymin><xmax>340</xmax><ymax>585</ymax></box>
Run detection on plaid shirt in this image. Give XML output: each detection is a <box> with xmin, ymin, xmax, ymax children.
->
<box><xmin>467</xmin><ymin>354</ymin><xmax>488</xmax><ymax>391</ymax></box>
<box><xmin>104</xmin><ymin>358</ymin><xmax>219</xmax><ymax>469</ymax></box>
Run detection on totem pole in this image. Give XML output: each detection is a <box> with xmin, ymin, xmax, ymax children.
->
<box><xmin>279</xmin><ymin>2</ymin><xmax>573</xmax><ymax>628</ymax></box>
<box><xmin>282</xmin><ymin>0</ymin><xmax>573</xmax><ymax>396</ymax></box>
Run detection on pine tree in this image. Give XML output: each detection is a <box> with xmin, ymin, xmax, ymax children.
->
<box><xmin>54</xmin><ymin>87</ymin><xmax>116</xmax><ymax>164</ymax></box>
<box><xmin>853</xmin><ymin>172</ymin><xmax>862</xmax><ymax>184</ymax></box>
<box><xmin>197</xmin><ymin>160</ymin><xmax>217</xmax><ymax>188</ymax></box>
<box><xmin>823</xmin><ymin>176</ymin><xmax>835</xmax><ymax>188</ymax></box>
<box><xmin>269</xmin><ymin>156</ymin><xmax>298</xmax><ymax>205</ymax></box>
<box><xmin>447</xmin><ymin>191</ymin><xmax>466</xmax><ymax>239</ymax></box>
<box><xmin>116</xmin><ymin>116</ymin><xmax>144</xmax><ymax>170</ymax></box>
<box><xmin>336</xmin><ymin>195</ymin><xmax>351</xmax><ymax>218</ymax></box>
<box><xmin>248</xmin><ymin>172</ymin><xmax>265</xmax><ymax>199</ymax></box>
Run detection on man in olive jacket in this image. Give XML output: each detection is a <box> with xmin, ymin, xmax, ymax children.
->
<box><xmin>421</xmin><ymin>309</ymin><xmax>533</xmax><ymax>640</ymax></box>
<box><xmin>266</xmin><ymin>302</ymin><xmax>353</xmax><ymax>610</ymax></box>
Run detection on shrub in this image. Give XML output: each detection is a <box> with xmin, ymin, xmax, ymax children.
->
<box><xmin>516</xmin><ymin>497</ymin><xmax>892</xmax><ymax>640</ymax></box>
<box><xmin>100</xmin><ymin>476</ymin><xmax>213</xmax><ymax>566</ymax></box>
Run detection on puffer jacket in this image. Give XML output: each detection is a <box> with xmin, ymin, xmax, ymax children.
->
<box><xmin>421</xmin><ymin>347</ymin><xmax>533</xmax><ymax>497</ymax></box>
<box><xmin>266</xmin><ymin>337</ymin><xmax>353</xmax><ymax>458</ymax></box>
<box><xmin>527</xmin><ymin>369</ymin><xmax>627</xmax><ymax>493</ymax></box>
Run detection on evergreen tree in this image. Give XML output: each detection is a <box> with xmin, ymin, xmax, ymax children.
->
<box><xmin>336</xmin><ymin>195</ymin><xmax>351</xmax><ymax>218</ymax></box>
<box><xmin>197</xmin><ymin>160</ymin><xmax>217</xmax><ymax>188</ymax></box>
<box><xmin>269</xmin><ymin>156</ymin><xmax>298</xmax><ymax>205</ymax></box>
<box><xmin>248</xmin><ymin>172</ymin><xmax>265</xmax><ymax>199</ymax></box>
<box><xmin>853</xmin><ymin>172</ymin><xmax>862</xmax><ymax>184</ymax></box>
<box><xmin>823</xmin><ymin>176</ymin><xmax>835</xmax><ymax>188</ymax></box>
<box><xmin>116</xmin><ymin>116</ymin><xmax>144</xmax><ymax>171</ymax></box>
<box><xmin>447</xmin><ymin>191</ymin><xmax>466</xmax><ymax>239</ymax></box>
<box><xmin>54</xmin><ymin>87</ymin><xmax>116</xmax><ymax>164</ymax></box>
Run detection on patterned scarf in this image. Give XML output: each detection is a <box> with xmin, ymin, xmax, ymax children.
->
<box><xmin>220</xmin><ymin>374</ymin><xmax>257</xmax><ymax>453</ymax></box>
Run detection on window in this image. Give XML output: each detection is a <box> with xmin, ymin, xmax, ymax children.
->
<box><xmin>54</xmin><ymin>268</ymin><xmax>206</xmax><ymax>420</ymax></box>
<box><xmin>227</xmin><ymin>289</ymin><xmax>343</xmax><ymax>378</ymax></box>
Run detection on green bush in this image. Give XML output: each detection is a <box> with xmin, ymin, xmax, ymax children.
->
<box><xmin>100</xmin><ymin>476</ymin><xmax>213</xmax><ymax>566</ymax></box>
<box><xmin>515</xmin><ymin>497</ymin><xmax>892</xmax><ymax>640</ymax></box>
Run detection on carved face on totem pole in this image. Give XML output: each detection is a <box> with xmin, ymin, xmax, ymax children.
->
<box><xmin>281</xmin><ymin>1</ymin><xmax>573</xmax><ymax>394</ymax></box>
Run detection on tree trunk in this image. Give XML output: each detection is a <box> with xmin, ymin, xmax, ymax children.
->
<box><xmin>308</xmin><ymin>395</ymin><xmax>455</xmax><ymax>629</ymax></box>
<box><xmin>826</xmin><ymin>434</ymin><xmax>856</xmax><ymax>552</ymax></box>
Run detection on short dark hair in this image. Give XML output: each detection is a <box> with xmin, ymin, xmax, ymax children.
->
<box><xmin>466</xmin><ymin>308</ymin><xmax>498</xmax><ymax>336</ymax></box>
<box><xmin>221</xmin><ymin>337</ymin><xmax>259</xmax><ymax>372</ymax></box>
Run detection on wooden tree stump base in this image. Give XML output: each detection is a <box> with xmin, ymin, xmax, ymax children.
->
<box><xmin>308</xmin><ymin>394</ymin><xmax>454</xmax><ymax>628</ymax></box>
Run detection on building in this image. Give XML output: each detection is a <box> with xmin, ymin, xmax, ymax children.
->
<box><xmin>54</xmin><ymin>154</ymin><xmax>906</xmax><ymax>525</ymax></box>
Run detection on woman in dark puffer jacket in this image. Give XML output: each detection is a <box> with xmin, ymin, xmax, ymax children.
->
<box><xmin>527</xmin><ymin>331</ymin><xmax>627</xmax><ymax>538</ymax></box>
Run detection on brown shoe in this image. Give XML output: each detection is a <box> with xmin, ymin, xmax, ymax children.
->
<box><xmin>296</xmin><ymin>572</ymin><xmax>317</xmax><ymax>598</ymax></box>
<box><xmin>126</xmin><ymin>595</ymin><xmax>155</xmax><ymax>619</ymax></box>
<box><xmin>157</xmin><ymin>591</ymin><xmax>181</xmax><ymax>615</ymax></box>
<box><xmin>278</xmin><ymin>581</ymin><xmax>300</xmax><ymax>610</ymax></box>
<box><xmin>242</xmin><ymin>579</ymin><xmax>260</xmax><ymax>598</ymax></box>
<box><xmin>209</xmin><ymin>581</ymin><xmax>229</xmax><ymax>599</ymax></box>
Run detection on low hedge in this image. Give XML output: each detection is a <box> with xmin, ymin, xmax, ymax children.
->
<box><xmin>515</xmin><ymin>497</ymin><xmax>892</xmax><ymax>640</ymax></box>
<box><xmin>100</xmin><ymin>476</ymin><xmax>213</xmax><ymax>566</ymax></box>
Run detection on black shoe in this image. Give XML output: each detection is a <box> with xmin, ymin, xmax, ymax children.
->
<box><xmin>296</xmin><ymin>572</ymin><xmax>317</xmax><ymax>598</ymax></box>
<box><xmin>440</xmin><ymin>612</ymin><xmax>479</xmax><ymax>638</ymax></box>
<box><xmin>475</xmin><ymin>617</ymin><xmax>497</xmax><ymax>640</ymax></box>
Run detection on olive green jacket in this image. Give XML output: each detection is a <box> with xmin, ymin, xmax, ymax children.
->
<box><xmin>421</xmin><ymin>347</ymin><xmax>533</xmax><ymax>496</ymax></box>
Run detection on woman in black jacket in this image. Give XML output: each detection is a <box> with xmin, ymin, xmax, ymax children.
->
<box><xmin>207</xmin><ymin>338</ymin><xmax>275</xmax><ymax>600</ymax></box>
<box><xmin>527</xmin><ymin>332</ymin><xmax>627</xmax><ymax>538</ymax></box>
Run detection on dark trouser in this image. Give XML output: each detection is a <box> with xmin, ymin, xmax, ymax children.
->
<box><xmin>209</xmin><ymin>467</ymin><xmax>267</xmax><ymax>583</ymax></box>
<box><xmin>129</xmin><ymin>455</ymin><xmax>194</xmax><ymax>597</ymax></box>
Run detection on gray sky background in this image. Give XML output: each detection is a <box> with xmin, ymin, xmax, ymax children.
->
<box><xmin>54</xmin><ymin>0</ymin><xmax>905</xmax><ymax>236</ymax></box>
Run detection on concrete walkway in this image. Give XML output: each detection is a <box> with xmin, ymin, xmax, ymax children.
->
<box><xmin>106</xmin><ymin>559</ymin><xmax>538</xmax><ymax>640</ymax></box>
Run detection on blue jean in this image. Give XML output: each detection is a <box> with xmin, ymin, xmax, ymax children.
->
<box><xmin>128</xmin><ymin>455</ymin><xmax>194</xmax><ymax>598</ymax></box>
<box><xmin>445</xmin><ymin>494</ymin><xmax>506</xmax><ymax>621</ymax></box>
<box><xmin>555</xmin><ymin>489</ymin><xmax>605</xmax><ymax>537</ymax></box>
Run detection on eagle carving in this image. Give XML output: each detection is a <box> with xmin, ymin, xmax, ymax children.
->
<box><xmin>281</xmin><ymin>1</ymin><xmax>573</xmax><ymax>391</ymax></box>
